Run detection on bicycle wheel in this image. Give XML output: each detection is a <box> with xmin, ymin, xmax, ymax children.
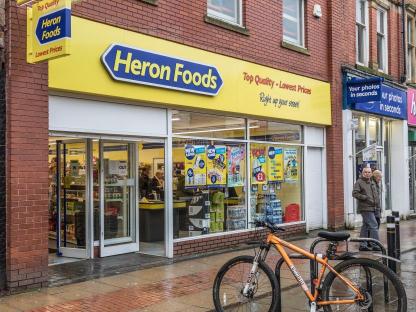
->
<box><xmin>321</xmin><ymin>258</ymin><xmax>407</xmax><ymax>312</ymax></box>
<box><xmin>212</xmin><ymin>255</ymin><xmax>279</xmax><ymax>312</ymax></box>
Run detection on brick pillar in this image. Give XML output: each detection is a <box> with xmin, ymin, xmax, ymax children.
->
<box><xmin>5</xmin><ymin>1</ymin><xmax>49</xmax><ymax>292</ymax></box>
<box><xmin>369</xmin><ymin>1</ymin><xmax>379</xmax><ymax>70</ymax></box>
<box><xmin>326</xmin><ymin>0</ymin><xmax>356</xmax><ymax>230</ymax></box>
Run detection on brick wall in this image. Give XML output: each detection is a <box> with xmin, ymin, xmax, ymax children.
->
<box><xmin>174</xmin><ymin>223</ymin><xmax>306</xmax><ymax>257</ymax></box>
<box><xmin>5</xmin><ymin>1</ymin><xmax>49</xmax><ymax>292</ymax></box>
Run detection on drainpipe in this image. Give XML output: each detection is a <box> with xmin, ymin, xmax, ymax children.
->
<box><xmin>402</xmin><ymin>0</ymin><xmax>407</xmax><ymax>83</ymax></box>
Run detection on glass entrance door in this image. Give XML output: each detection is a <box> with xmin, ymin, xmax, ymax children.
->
<box><xmin>100</xmin><ymin>142</ymin><xmax>139</xmax><ymax>256</ymax></box>
<box><xmin>49</xmin><ymin>139</ymin><xmax>89</xmax><ymax>259</ymax></box>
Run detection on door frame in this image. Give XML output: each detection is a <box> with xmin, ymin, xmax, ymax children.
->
<box><xmin>55</xmin><ymin>139</ymin><xmax>91</xmax><ymax>259</ymax></box>
<box><xmin>99</xmin><ymin>140</ymin><xmax>140</xmax><ymax>257</ymax></box>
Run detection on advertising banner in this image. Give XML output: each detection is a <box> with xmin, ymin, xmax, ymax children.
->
<box><xmin>207</xmin><ymin>145</ymin><xmax>227</xmax><ymax>186</ymax></box>
<box><xmin>267</xmin><ymin>146</ymin><xmax>284</xmax><ymax>182</ymax></box>
<box><xmin>227</xmin><ymin>145</ymin><xmax>245</xmax><ymax>187</ymax></box>
<box><xmin>184</xmin><ymin>144</ymin><xmax>206</xmax><ymax>188</ymax></box>
<box><xmin>346</xmin><ymin>77</ymin><xmax>382</xmax><ymax>103</ymax></box>
<box><xmin>27</xmin><ymin>0</ymin><xmax>71</xmax><ymax>63</ymax></box>
<box><xmin>284</xmin><ymin>148</ymin><xmax>298</xmax><ymax>182</ymax></box>
<box><xmin>251</xmin><ymin>145</ymin><xmax>267</xmax><ymax>184</ymax></box>
<box><xmin>50</xmin><ymin>17</ymin><xmax>332</xmax><ymax>126</ymax></box>
<box><xmin>353</xmin><ymin>84</ymin><xmax>407</xmax><ymax>120</ymax></box>
<box><xmin>408</xmin><ymin>88</ymin><xmax>416</xmax><ymax>126</ymax></box>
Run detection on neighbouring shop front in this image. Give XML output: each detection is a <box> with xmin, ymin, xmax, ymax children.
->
<box><xmin>47</xmin><ymin>17</ymin><xmax>331</xmax><ymax>262</ymax></box>
<box><xmin>407</xmin><ymin>88</ymin><xmax>416</xmax><ymax>214</ymax></box>
<box><xmin>343</xmin><ymin>69</ymin><xmax>408</xmax><ymax>227</ymax></box>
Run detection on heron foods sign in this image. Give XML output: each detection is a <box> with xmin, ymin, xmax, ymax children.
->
<box><xmin>102</xmin><ymin>44</ymin><xmax>223</xmax><ymax>96</ymax></box>
<box><xmin>49</xmin><ymin>17</ymin><xmax>332</xmax><ymax>125</ymax></box>
<box><xmin>27</xmin><ymin>0</ymin><xmax>71</xmax><ymax>63</ymax></box>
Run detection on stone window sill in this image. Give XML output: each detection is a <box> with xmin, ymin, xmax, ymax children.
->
<box><xmin>140</xmin><ymin>0</ymin><xmax>158</xmax><ymax>6</ymax></box>
<box><xmin>355</xmin><ymin>64</ymin><xmax>393</xmax><ymax>81</ymax></box>
<box><xmin>281</xmin><ymin>41</ymin><xmax>310</xmax><ymax>55</ymax></box>
<box><xmin>204</xmin><ymin>15</ymin><xmax>249</xmax><ymax>36</ymax></box>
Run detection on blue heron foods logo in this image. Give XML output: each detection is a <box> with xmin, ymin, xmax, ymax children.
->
<box><xmin>102</xmin><ymin>44</ymin><xmax>223</xmax><ymax>96</ymax></box>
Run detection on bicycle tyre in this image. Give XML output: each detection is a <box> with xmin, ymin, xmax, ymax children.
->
<box><xmin>212</xmin><ymin>255</ymin><xmax>279</xmax><ymax>312</ymax></box>
<box><xmin>321</xmin><ymin>258</ymin><xmax>407</xmax><ymax>312</ymax></box>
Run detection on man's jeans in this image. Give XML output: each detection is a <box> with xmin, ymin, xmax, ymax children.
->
<box><xmin>360</xmin><ymin>211</ymin><xmax>380</xmax><ymax>246</ymax></box>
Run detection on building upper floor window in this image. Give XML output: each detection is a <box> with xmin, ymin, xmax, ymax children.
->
<box><xmin>377</xmin><ymin>8</ymin><xmax>388</xmax><ymax>73</ymax></box>
<box><xmin>356</xmin><ymin>0</ymin><xmax>369</xmax><ymax>65</ymax></box>
<box><xmin>207</xmin><ymin>0</ymin><xmax>242</xmax><ymax>26</ymax></box>
<box><xmin>408</xmin><ymin>16</ymin><xmax>415</xmax><ymax>81</ymax></box>
<box><xmin>283</xmin><ymin>0</ymin><xmax>304</xmax><ymax>46</ymax></box>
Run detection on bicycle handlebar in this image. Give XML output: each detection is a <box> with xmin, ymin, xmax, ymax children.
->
<box><xmin>252</xmin><ymin>220</ymin><xmax>286</xmax><ymax>233</ymax></box>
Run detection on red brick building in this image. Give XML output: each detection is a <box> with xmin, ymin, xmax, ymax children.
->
<box><xmin>0</xmin><ymin>0</ymin><xmax>410</xmax><ymax>293</ymax></box>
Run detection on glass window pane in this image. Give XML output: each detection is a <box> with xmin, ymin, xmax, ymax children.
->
<box><xmin>172</xmin><ymin>110</ymin><xmax>245</xmax><ymax>139</ymax></box>
<box><xmin>249</xmin><ymin>120</ymin><xmax>302</xmax><ymax>143</ymax></box>
<box><xmin>173</xmin><ymin>138</ymin><xmax>246</xmax><ymax>238</ymax></box>
<box><xmin>283</xmin><ymin>0</ymin><xmax>300</xmax><ymax>20</ymax></box>
<box><xmin>103</xmin><ymin>142</ymin><xmax>133</xmax><ymax>242</ymax></box>
<box><xmin>408</xmin><ymin>19</ymin><xmax>412</xmax><ymax>43</ymax></box>
<box><xmin>356</xmin><ymin>26</ymin><xmax>363</xmax><ymax>64</ymax></box>
<box><xmin>208</xmin><ymin>0</ymin><xmax>240</xmax><ymax>24</ymax></box>
<box><xmin>283</xmin><ymin>0</ymin><xmax>302</xmax><ymax>45</ymax></box>
<box><xmin>138</xmin><ymin>141</ymin><xmax>165</xmax><ymax>256</ymax></box>
<box><xmin>377</xmin><ymin>34</ymin><xmax>384</xmax><ymax>70</ymax></box>
<box><xmin>283</xmin><ymin>18</ymin><xmax>300</xmax><ymax>43</ymax></box>
<box><xmin>356</xmin><ymin>0</ymin><xmax>366</xmax><ymax>24</ymax></box>
<box><xmin>249</xmin><ymin>143</ymin><xmax>303</xmax><ymax>225</ymax></box>
<box><xmin>368</xmin><ymin>117</ymin><xmax>381</xmax><ymax>146</ymax></box>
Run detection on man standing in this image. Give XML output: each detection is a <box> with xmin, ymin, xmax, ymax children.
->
<box><xmin>371</xmin><ymin>170</ymin><xmax>383</xmax><ymax>228</ymax></box>
<box><xmin>352</xmin><ymin>167</ymin><xmax>381</xmax><ymax>251</ymax></box>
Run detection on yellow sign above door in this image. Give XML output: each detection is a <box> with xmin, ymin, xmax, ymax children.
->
<box><xmin>49</xmin><ymin>17</ymin><xmax>332</xmax><ymax>125</ymax></box>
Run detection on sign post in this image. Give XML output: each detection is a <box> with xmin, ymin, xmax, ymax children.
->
<box><xmin>27</xmin><ymin>0</ymin><xmax>71</xmax><ymax>63</ymax></box>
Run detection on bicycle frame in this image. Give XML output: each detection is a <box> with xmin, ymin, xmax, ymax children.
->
<box><xmin>266</xmin><ymin>233</ymin><xmax>364</xmax><ymax>306</ymax></box>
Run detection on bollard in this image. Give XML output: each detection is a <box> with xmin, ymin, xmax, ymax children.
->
<box><xmin>392</xmin><ymin>211</ymin><xmax>401</xmax><ymax>260</ymax></box>
<box><xmin>386</xmin><ymin>216</ymin><xmax>396</xmax><ymax>273</ymax></box>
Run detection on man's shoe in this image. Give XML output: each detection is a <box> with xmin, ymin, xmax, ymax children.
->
<box><xmin>359</xmin><ymin>245</ymin><xmax>372</xmax><ymax>251</ymax></box>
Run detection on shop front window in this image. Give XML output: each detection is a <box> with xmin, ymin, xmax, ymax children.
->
<box><xmin>173</xmin><ymin>138</ymin><xmax>246</xmax><ymax>238</ymax></box>
<box><xmin>249</xmin><ymin>120</ymin><xmax>302</xmax><ymax>143</ymax></box>
<box><xmin>249</xmin><ymin>143</ymin><xmax>302</xmax><ymax>226</ymax></box>
<box><xmin>173</xmin><ymin>110</ymin><xmax>245</xmax><ymax>140</ymax></box>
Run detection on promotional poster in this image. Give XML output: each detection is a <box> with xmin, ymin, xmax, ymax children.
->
<box><xmin>184</xmin><ymin>144</ymin><xmax>207</xmax><ymax>187</ymax></box>
<box><xmin>207</xmin><ymin>145</ymin><xmax>227</xmax><ymax>186</ymax></box>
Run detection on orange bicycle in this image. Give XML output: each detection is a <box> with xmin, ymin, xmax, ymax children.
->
<box><xmin>212</xmin><ymin>220</ymin><xmax>407</xmax><ymax>312</ymax></box>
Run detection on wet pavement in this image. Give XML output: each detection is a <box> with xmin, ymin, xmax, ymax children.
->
<box><xmin>1</xmin><ymin>220</ymin><xmax>416</xmax><ymax>311</ymax></box>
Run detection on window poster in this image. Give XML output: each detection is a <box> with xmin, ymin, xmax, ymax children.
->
<box><xmin>227</xmin><ymin>145</ymin><xmax>245</xmax><ymax>187</ymax></box>
<box><xmin>207</xmin><ymin>145</ymin><xmax>227</xmax><ymax>186</ymax></box>
<box><xmin>267</xmin><ymin>146</ymin><xmax>284</xmax><ymax>182</ymax></box>
<box><xmin>284</xmin><ymin>148</ymin><xmax>298</xmax><ymax>182</ymax></box>
<box><xmin>251</xmin><ymin>144</ymin><xmax>267</xmax><ymax>184</ymax></box>
<box><xmin>185</xmin><ymin>144</ymin><xmax>207</xmax><ymax>188</ymax></box>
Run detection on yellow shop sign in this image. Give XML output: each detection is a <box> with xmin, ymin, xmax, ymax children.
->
<box><xmin>27</xmin><ymin>0</ymin><xmax>71</xmax><ymax>63</ymax></box>
<box><xmin>49</xmin><ymin>17</ymin><xmax>331</xmax><ymax>125</ymax></box>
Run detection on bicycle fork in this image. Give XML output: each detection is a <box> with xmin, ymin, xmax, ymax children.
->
<box><xmin>242</xmin><ymin>251</ymin><xmax>261</xmax><ymax>296</ymax></box>
<box><xmin>243</xmin><ymin>245</ymin><xmax>269</xmax><ymax>297</ymax></box>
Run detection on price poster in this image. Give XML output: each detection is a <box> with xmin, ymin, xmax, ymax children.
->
<box><xmin>251</xmin><ymin>144</ymin><xmax>267</xmax><ymax>184</ymax></box>
<box><xmin>267</xmin><ymin>146</ymin><xmax>283</xmax><ymax>182</ymax></box>
<box><xmin>184</xmin><ymin>144</ymin><xmax>206</xmax><ymax>187</ymax></box>
<box><xmin>207</xmin><ymin>145</ymin><xmax>227</xmax><ymax>186</ymax></box>
<box><xmin>227</xmin><ymin>145</ymin><xmax>245</xmax><ymax>187</ymax></box>
<box><xmin>284</xmin><ymin>148</ymin><xmax>299</xmax><ymax>182</ymax></box>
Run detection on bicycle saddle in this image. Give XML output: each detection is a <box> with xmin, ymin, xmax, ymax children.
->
<box><xmin>317</xmin><ymin>231</ymin><xmax>350</xmax><ymax>242</ymax></box>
